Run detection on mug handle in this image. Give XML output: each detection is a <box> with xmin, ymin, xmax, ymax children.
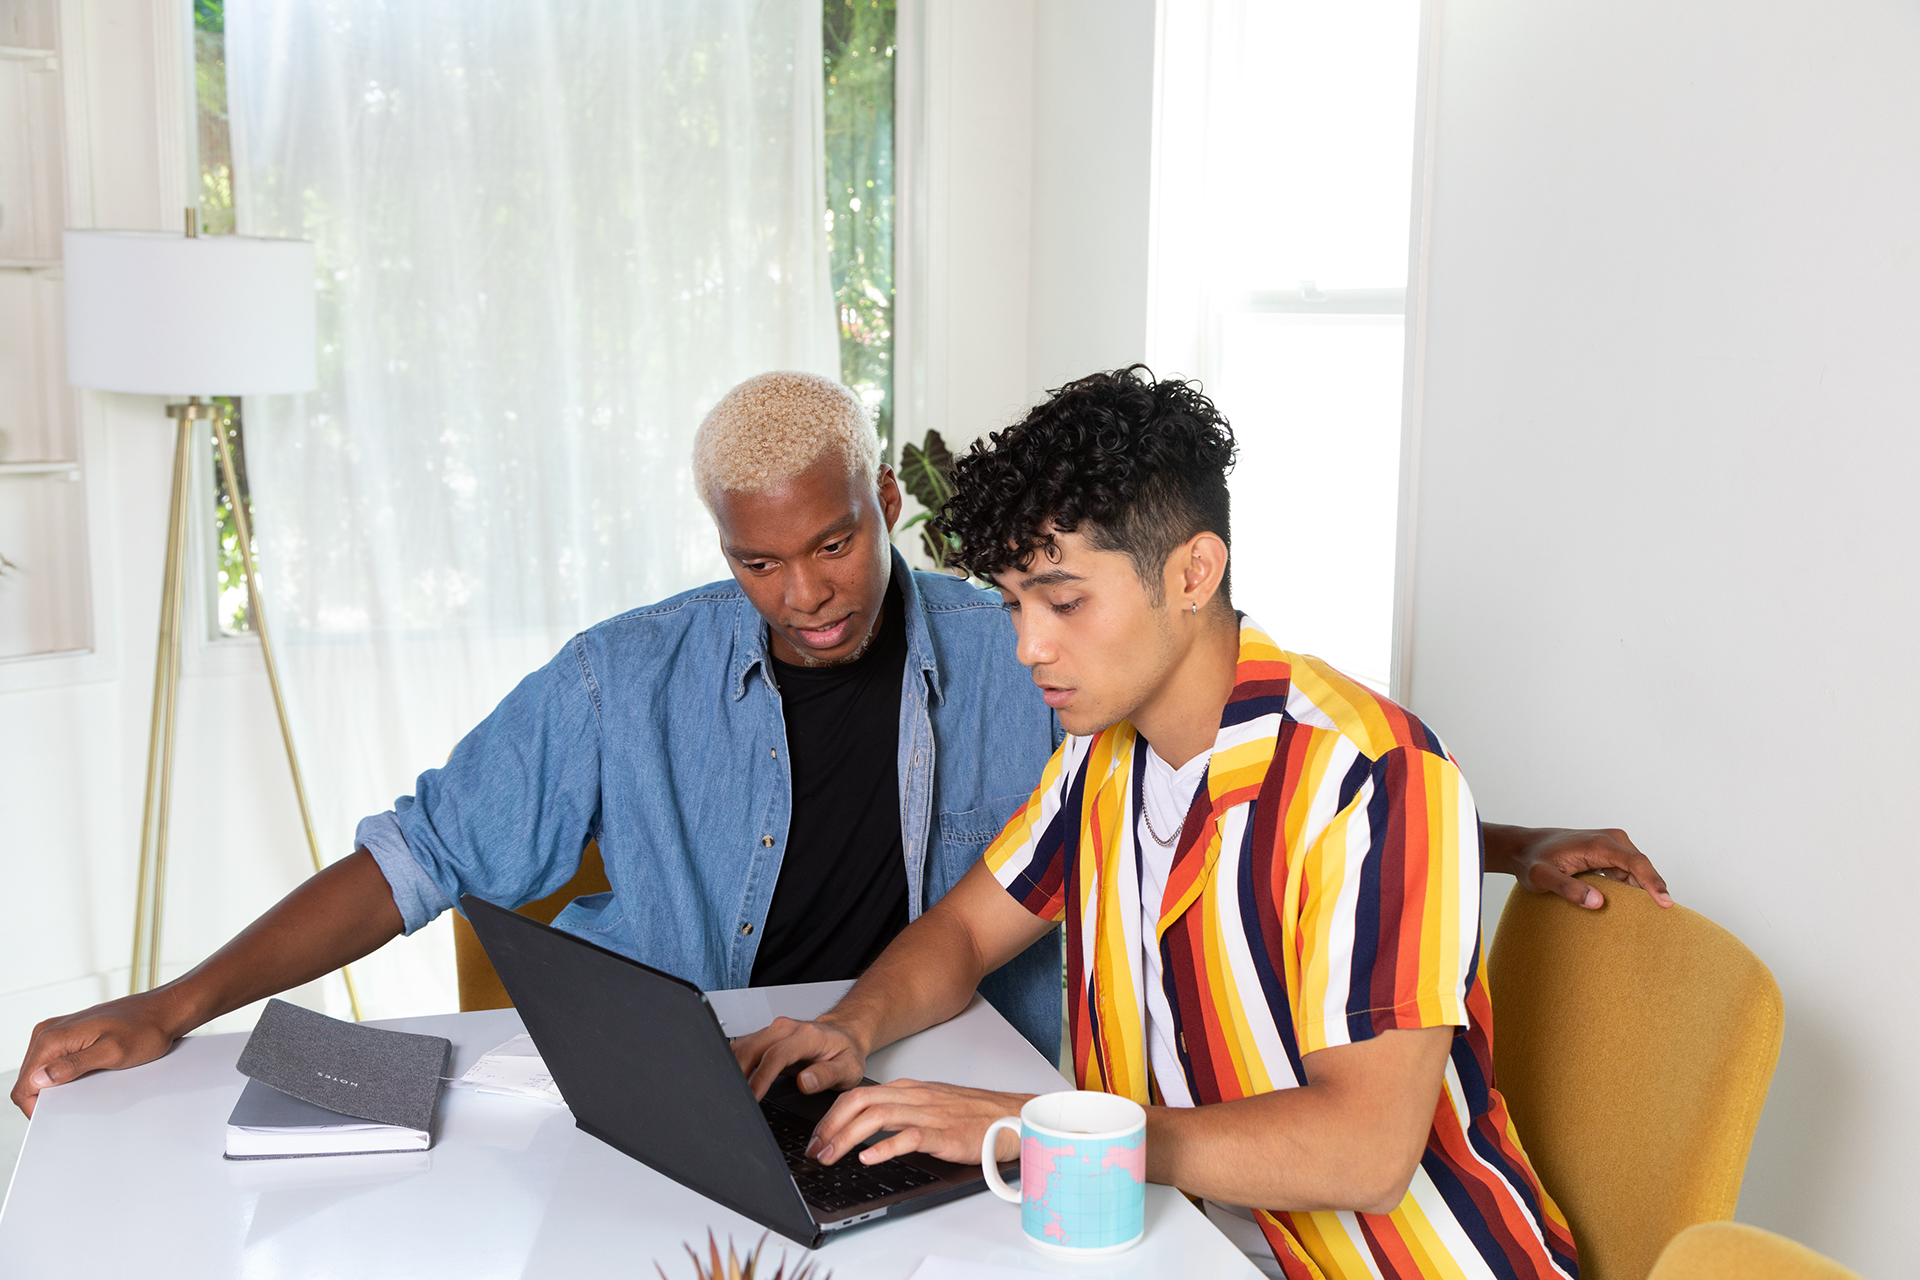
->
<box><xmin>981</xmin><ymin>1117</ymin><xmax>1022</xmax><ymax>1203</ymax></box>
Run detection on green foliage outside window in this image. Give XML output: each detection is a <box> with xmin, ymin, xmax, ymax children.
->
<box><xmin>196</xmin><ymin>0</ymin><xmax>251</xmax><ymax>634</ymax></box>
<box><xmin>209</xmin><ymin>398</ymin><xmax>254</xmax><ymax>635</ymax></box>
<box><xmin>195</xmin><ymin>0</ymin><xmax>234</xmax><ymax>235</ymax></box>
<box><xmin>824</xmin><ymin>0</ymin><xmax>896</xmax><ymax>455</ymax></box>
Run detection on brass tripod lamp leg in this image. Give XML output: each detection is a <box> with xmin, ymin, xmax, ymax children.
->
<box><xmin>130</xmin><ymin>399</ymin><xmax>213</xmax><ymax>995</ymax></box>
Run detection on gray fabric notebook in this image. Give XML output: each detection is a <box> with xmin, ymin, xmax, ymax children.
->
<box><xmin>234</xmin><ymin>998</ymin><xmax>451</xmax><ymax>1132</ymax></box>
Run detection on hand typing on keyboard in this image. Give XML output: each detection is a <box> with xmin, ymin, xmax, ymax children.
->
<box><xmin>763</xmin><ymin>1104</ymin><xmax>945</xmax><ymax>1213</ymax></box>
<box><xmin>801</xmin><ymin>1079</ymin><xmax>1032</xmax><ymax>1169</ymax></box>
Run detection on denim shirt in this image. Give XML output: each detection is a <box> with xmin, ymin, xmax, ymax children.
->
<box><xmin>358</xmin><ymin>548</ymin><xmax>1065</xmax><ymax>1054</ymax></box>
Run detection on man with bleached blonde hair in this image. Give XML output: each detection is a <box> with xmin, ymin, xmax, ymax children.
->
<box><xmin>694</xmin><ymin>369</ymin><xmax>882</xmax><ymax>505</ymax></box>
<box><xmin>15</xmin><ymin>369</ymin><xmax>1666</xmax><ymax>1117</ymax></box>
<box><xmin>14</xmin><ymin>368</ymin><xmax>1068</xmax><ymax>1112</ymax></box>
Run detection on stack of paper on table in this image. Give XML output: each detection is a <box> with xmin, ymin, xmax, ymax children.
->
<box><xmin>447</xmin><ymin>1033</ymin><xmax>566</xmax><ymax>1105</ymax></box>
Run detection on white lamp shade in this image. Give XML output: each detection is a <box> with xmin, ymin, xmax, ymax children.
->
<box><xmin>63</xmin><ymin>229</ymin><xmax>317</xmax><ymax>395</ymax></box>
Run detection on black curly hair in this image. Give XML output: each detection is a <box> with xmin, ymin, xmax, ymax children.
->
<box><xmin>933</xmin><ymin>366</ymin><xmax>1237</xmax><ymax>604</ymax></box>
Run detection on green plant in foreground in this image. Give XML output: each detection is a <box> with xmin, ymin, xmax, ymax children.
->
<box><xmin>658</xmin><ymin>1231</ymin><xmax>825</xmax><ymax>1280</ymax></box>
<box><xmin>898</xmin><ymin>428</ymin><xmax>959</xmax><ymax>570</ymax></box>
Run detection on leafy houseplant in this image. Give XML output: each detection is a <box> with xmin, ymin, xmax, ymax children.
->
<box><xmin>897</xmin><ymin>428</ymin><xmax>960</xmax><ymax>571</ymax></box>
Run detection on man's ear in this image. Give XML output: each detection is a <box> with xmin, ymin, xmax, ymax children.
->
<box><xmin>1167</xmin><ymin>532</ymin><xmax>1229</xmax><ymax>614</ymax></box>
<box><xmin>876</xmin><ymin>464</ymin><xmax>904</xmax><ymax>533</ymax></box>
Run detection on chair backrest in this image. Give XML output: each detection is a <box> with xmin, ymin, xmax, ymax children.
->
<box><xmin>451</xmin><ymin>841</ymin><xmax>611</xmax><ymax>1011</ymax></box>
<box><xmin>1488</xmin><ymin>873</ymin><xmax>1783</xmax><ymax>1280</ymax></box>
<box><xmin>1649</xmin><ymin>1222</ymin><xmax>1863</xmax><ymax>1280</ymax></box>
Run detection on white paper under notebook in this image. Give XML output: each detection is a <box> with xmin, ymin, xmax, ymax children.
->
<box><xmin>447</xmin><ymin>1033</ymin><xmax>566</xmax><ymax>1104</ymax></box>
<box><xmin>226</xmin><ymin>1077</ymin><xmax>432</xmax><ymax>1158</ymax></box>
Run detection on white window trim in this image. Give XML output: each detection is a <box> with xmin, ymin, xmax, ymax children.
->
<box><xmin>1388</xmin><ymin>0</ymin><xmax>1442</xmax><ymax>708</ymax></box>
<box><xmin>0</xmin><ymin>385</ymin><xmax>115</xmax><ymax>692</ymax></box>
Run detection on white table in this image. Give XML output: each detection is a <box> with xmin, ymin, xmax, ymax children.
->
<box><xmin>0</xmin><ymin>982</ymin><xmax>1257</xmax><ymax>1278</ymax></box>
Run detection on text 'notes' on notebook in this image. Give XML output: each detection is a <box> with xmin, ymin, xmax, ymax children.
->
<box><xmin>234</xmin><ymin>998</ymin><xmax>451</xmax><ymax>1133</ymax></box>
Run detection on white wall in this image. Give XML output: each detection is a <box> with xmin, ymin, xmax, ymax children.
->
<box><xmin>1025</xmin><ymin>0</ymin><xmax>1154</xmax><ymax>399</ymax></box>
<box><xmin>901</xmin><ymin>0</ymin><xmax>1038</xmax><ymax>460</ymax></box>
<box><xmin>1404</xmin><ymin>2</ymin><xmax>1920</xmax><ymax>1272</ymax></box>
<box><xmin>902</xmin><ymin>0</ymin><xmax>1154</xmax><ymax>462</ymax></box>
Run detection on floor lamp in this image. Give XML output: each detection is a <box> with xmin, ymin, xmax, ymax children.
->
<box><xmin>63</xmin><ymin>212</ymin><xmax>363</xmax><ymax>1019</ymax></box>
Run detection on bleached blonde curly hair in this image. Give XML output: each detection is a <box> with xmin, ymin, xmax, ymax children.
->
<box><xmin>693</xmin><ymin>371</ymin><xmax>881</xmax><ymax>509</ymax></box>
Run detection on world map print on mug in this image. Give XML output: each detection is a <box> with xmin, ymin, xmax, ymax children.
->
<box><xmin>982</xmin><ymin>1090</ymin><xmax>1147</xmax><ymax>1256</ymax></box>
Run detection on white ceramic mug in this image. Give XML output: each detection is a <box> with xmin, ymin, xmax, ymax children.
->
<box><xmin>981</xmin><ymin>1090</ymin><xmax>1147</xmax><ymax>1256</ymax></box>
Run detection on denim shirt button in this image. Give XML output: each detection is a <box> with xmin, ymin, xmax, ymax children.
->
<box><xmin>740</xmin><ymin>922</ymin><xmax>753</xmax><ymax>936</ymax></box>
<box><xmin>761</xmin><ymin>835</ymin><xmax>774</xmax><ymax>847</ymax></box>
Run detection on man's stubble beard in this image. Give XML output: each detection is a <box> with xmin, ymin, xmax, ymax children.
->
<box><xmin>785</xmin><ymin>608</ymin><xmax>884</xmax><ymax>668</ymax></box>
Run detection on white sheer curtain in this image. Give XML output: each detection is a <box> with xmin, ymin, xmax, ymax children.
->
<box><xmin>226</xmin><ymin>0</ymin><xmax>835</xmax><ymax>1017</ymax></box>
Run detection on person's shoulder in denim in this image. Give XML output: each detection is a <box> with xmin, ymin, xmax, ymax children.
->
<box><xmin>358</xmin><ymin>547</ymin><xmax>1064</xmax><ymax>1053</ymax></box>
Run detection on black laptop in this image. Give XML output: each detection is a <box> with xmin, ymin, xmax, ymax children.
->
<box><xmin>460</xmin><ymin>894</ymin><xmax>1008</xmax><ymax>1248</ymax></box>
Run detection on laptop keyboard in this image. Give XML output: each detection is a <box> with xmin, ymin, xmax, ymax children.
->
<box><xmin>761</xmin><ymin>1103</ymin><xmax>943</xmax><ymax>1216</ymax></box>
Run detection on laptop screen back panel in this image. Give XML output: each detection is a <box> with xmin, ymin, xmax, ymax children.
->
<box><xmin>461</xmin><ymin>897</ymin><xmax>819</xmax><ymax>1248</ymax></box>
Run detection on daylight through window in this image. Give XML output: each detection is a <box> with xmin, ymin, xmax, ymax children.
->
<box><xmin>823</xmin><ymin>0</ymin><xmax>896</xmax><ymax>454</ymax></box>
<box><xmin>1153</xmin><ymin>1</ymin><xmax>1423</xmax><ymax>690</ymax></box>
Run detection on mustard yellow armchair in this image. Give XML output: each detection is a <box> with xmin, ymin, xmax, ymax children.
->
<box><xmin>452</xmin><ymin>841</ymin><xmax>610</xmax><ymax>1011</ymax></box>
<box><xmin>1650</xmin><ymin>1222</ymin><xmax>1863</xmax><ymax>1280</ymax></box>
<box><xmin>1489</xmin><ymin>873</ymin><xmax>1784</xmax><ymax>1280</ymax></box>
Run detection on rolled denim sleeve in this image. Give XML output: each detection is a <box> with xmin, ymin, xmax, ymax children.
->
<box><xmin>357</xmin><ymin>810</ymin><xmax>451</xmax><ymax>935</ymax></box>
<box><xmin>358</xmin><ymin>635</ymin><xmax>605</xmax><ymax>931</ymax></box>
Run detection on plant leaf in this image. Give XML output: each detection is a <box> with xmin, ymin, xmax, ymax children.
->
<box><xmin>898</xmin><ymin>429</ymin><xmax>955</xmax><ymax>512</ymax></box>
<box><xmin>922</xmin><ymin>428</ymin><xmax>953</xmax><ymax>476</ymax></box>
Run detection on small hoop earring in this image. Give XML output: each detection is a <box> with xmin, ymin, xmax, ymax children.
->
<box><xmin>1190</xmin><ymin>602</ymin><xmax>1199</xmax><ymax>616</ymax></box>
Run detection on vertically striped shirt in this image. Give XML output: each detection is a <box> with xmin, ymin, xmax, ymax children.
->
<box><xmin>986</xmin><ymin>619</ymin><xmax>1577</xmax><ymax>1280</ymax></box>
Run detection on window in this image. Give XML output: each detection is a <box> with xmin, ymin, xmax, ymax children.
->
<box><xmin>1151</xmin><ymin>1</ymin><xmax>1423</xmax><ymax>690</ymax></box>
<box><xmin>823</xmin><ymin>0</ymin><xmax>896</xmax><ymax>453</ymax></box>
<box><xmin>193</xmin><ymin>0</ymin><xmax>253</xmax><ymax>635</ymax></box>
<box><xmin>190</xmin><ymin>0</ymin><xmax>893</xmax><ymax>635</ymax></box>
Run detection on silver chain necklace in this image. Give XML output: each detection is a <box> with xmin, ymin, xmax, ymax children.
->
<box><xmin>1140</xmin><ymin>793</ymin><xmax>1179</xmax><ymax>846</ymax></box>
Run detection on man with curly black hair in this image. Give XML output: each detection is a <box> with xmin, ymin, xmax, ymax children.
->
<box><xmin>737</xmin><ymin>367</ymin><xmax>1580</xmax><ymax>1279</ymax></box>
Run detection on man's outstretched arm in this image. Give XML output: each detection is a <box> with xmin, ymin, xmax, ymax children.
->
<box><xmin>1483</xmin><ymin>823</ymin><xmax>1672</xmax><ymax>909</ymax></box>
<box><xmin>10</xmin><ymin>848</ymin><xmax>403</xmax><ymax>1118</ymax></box>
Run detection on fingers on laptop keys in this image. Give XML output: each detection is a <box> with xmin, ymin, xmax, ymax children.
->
<box><xmin>814</xmin><ymin>1080</ymin><xmax>1028</xmax><ymax>1167</ymax></box>
<box><xmin>737</xmin><ymin>1017</ymin><xmax>865</xmax><ymax>1100</ymax></box>
<box><xmin>809</xmin><ymin>1080</ymin><xmax>941</xmax><ymax>1166</ymax></box>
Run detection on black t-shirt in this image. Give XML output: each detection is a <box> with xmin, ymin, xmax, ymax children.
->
<box><xmin>749</xmin><ymin>579</ymin><xmax>911</xmax><ymax>985</ymax></box>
